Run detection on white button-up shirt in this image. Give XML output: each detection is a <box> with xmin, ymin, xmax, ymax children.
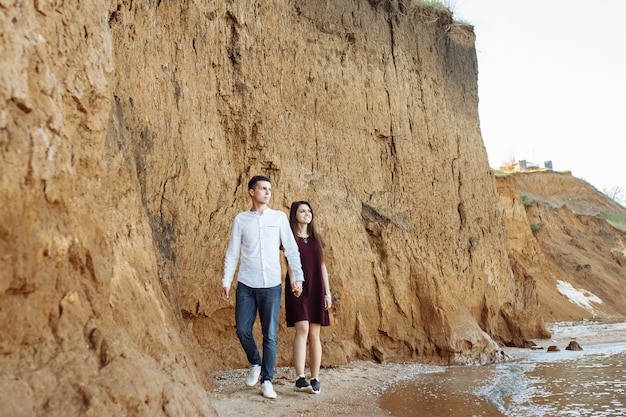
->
<box><xmin>222</xmin><ymin>208</ymin><xmax>304</xmax><ymax>289</ymax></box>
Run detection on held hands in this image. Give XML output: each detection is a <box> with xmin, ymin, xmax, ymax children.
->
<box><xmin>291</xmin><ymin>281</ymin><xmax>303</xmax><ymax>298</ymax></box>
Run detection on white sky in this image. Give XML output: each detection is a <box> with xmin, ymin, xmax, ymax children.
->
<box><xmin>450</xmin><ymin>0</ymin><xmax>626</xmax><ymax>202</ymax></box>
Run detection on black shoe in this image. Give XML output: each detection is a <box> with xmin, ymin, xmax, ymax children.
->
<box><xmin>294</xmin><ymin>376</ymin><xmax>313</xmax><ymax>393</ymax></box>
<box><xmin>310</xmin><ymin>378</ymin><xmax>320</xmax><ymax>394</ymax></box>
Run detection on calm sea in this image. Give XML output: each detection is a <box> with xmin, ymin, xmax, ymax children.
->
<box><xmin>378</xmin><ymin>321</ymin><xmax>626</xmax><ymax>417</ymax></box>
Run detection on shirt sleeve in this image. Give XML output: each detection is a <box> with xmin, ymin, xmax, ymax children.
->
<box><xmin>280</xmin><ymin>213</ymin><xmax>305</xmax><ymax>282</ymax></box>
<box><xmin>222</xmin><ymin>217</ymin><xmax>242</xmax><ymax>288</ymax></box>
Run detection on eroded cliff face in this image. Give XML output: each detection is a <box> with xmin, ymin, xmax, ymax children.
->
<box><xmin>497</xmin><ymin>172</ymin><xmax>626</xmax><ymax>322</ymax></box>
<box><xmin>1</xmin><ymin>1</ymin><xmax>547</xmax><ymax>415</ymax></box>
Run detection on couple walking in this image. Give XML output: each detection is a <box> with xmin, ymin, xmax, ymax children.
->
<box><xmin>221</xmin><ymin>175</ymin><xmax>332</xmax><ymax>399</ymax></box>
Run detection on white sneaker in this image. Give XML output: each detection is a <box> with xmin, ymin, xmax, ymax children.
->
<box><xmin>261</xmin><ymin>380</ymin><xmax>277</xmax><ymax>399</ymax></box>
<box><xmin>246</xmin><ymin>364</ymin><xmax>261</xmax><ymax>387</ymax></box>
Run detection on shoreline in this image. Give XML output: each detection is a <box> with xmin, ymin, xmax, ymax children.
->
<box><xmin>209</xmin><ymin>360</ymin><xmax>410</xmax><ymax>417</ymax></box>
<box><xmin>530</xmin><ymin>319</ymin><xmax>626</xmax><ymax>347</ymax></box>
<box><xmin>208</xmin><ymin>320</ymin><xmax>626</xmax><ymax>416</ymax></box>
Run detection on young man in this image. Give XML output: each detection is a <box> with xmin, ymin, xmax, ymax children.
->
<box><xmin>222</xmin><ymin>175</ymin><xmax>304</xmax><ymax>399</ymax></box>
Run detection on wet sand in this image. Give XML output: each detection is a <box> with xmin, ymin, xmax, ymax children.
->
<box><xmin>208</xmin><ymin>320</ymin><xmax>626</xmax><ymax>416</ymax></box>
<box><xmin>378</xmin><ymin>365</ymin><xmax>503</xmax><ymax>417</ymax></box>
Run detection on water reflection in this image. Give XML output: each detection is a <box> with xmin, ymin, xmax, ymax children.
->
<box><xmin>379</xmin><ymin>330</ymin><xmax>626</xmax><ymax>417</ymax></box>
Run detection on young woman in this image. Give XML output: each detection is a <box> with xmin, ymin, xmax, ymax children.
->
<box><xmin>285</xmin><ymin>201</ymin><xmax>332</xmax><ymax>394</ymax></box>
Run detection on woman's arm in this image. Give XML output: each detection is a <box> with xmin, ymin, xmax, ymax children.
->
<box><xmin>321</xmin><ymin>263</ymin><xmax>332</xmax><ymax>309</ymax></box>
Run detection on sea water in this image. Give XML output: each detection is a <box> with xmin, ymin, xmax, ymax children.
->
<box><xmin>379</xmin><ymin>322</ymin><xmax>626</xmax><ymax>417</ymax></box>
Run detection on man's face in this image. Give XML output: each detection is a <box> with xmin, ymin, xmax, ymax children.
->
<box><xmin>249</xmin><ymin>180</ymin><xmax>272</xmax><ymax>205</ymax></box>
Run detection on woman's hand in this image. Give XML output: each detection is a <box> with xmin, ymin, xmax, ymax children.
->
<box><xmin>291</xmin><ymin>281</ymin><xmax>303</xmax><ymax>298</ymax></box>
<box><xmin>324</xmin><ymin>294</ymin><xmax>332</xmax><ymax>310</ymax></box>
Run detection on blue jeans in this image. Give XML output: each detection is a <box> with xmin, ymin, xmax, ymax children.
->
<box><xmin>235</xmin><ymin>283</ymin><xmax>281</xmax><ymax>382</ymax></box>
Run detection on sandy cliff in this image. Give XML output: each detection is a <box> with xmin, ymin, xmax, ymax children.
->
<box><xmin>1</xmin><ymin>1</ymin><xmax>550</xmax><ymax>416</ymax></box>
<box><xmin>497</xmin><ymin>171</ymin><xmax>626</xmax><ymax>322</ymax></box>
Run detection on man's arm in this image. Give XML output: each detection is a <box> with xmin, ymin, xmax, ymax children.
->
<box><xmin>222</xmin><ymin>217</ymin><xmax>242</xmax><ymax>300</ymax></box>
<box><xmin>280</xmin><ymin>213</ymin><xmax>304</xmax><ymax>282</ymax></box>
<box><xmin>286</xmin><ymin>262</ymin><xmax>303</xmax><ymax>297</ymax></box>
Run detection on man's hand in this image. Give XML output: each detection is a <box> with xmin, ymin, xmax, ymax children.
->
<box><xmin>222</xmin><ymin>287</ymin><xmax>230</xmax><ymax>302</ymax></box>
<box><xmin>291</xmin><ymin>281</ymin><xmax>303</xmax><ymax>298</ymax></box>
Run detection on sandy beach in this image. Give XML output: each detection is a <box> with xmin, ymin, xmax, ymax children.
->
<box><xmin>209</xmin><ymin>360</ymin><xmax>414</xmax><ymax>416</ymax></box>
<box><xmin>207</xmin><ymin>320</ymin><xmax>626</xmax><ymax>416</ymax></box>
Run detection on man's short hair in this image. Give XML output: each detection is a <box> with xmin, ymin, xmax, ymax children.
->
<box><xmin>248</xmin><ymin>175</ymin><xmax>271</xmax><ymax>190</ymax></box>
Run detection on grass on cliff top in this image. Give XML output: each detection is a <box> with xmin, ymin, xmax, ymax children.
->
<box><xmin>605</xmin><ymin>212</ymin><xmax>626</xmax><ymax>232</ymax></box>
<box><xmin>411</xmin><ymin>0</ymin><xmax>472</xmax><ymax>25</ymax></box>
<box><xmin>492</xmin><ymin>169</ymin><xmax>510</xmax><ymax>177</ymax></box>
<box><xmin>413</xmin><ymin>0</ymin><xmax>449</xmax><ymax>10</ymax></box>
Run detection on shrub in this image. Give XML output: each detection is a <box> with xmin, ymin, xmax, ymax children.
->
<box><xmin>521</xmin><ymin>194</ymin><xmax>533</xmax><ymax>206</ymax></box>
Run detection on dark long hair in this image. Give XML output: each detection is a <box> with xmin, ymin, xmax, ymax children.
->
<box><xmin>289</xmin><ymin>201</ymin><xmax>325</xmax><ymax>259</ymax></box>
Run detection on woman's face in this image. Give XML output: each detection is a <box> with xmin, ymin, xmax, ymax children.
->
<box><xmin>295</xmin><ymin>204</ymin><xmax>313</xmax><ymax>225</ymax></box>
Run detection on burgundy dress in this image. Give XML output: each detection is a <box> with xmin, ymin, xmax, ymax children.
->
<box><xmin>285</xmin><ymin>236</ymin><xmax>330</xmax><ymax>327</ymax></box>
